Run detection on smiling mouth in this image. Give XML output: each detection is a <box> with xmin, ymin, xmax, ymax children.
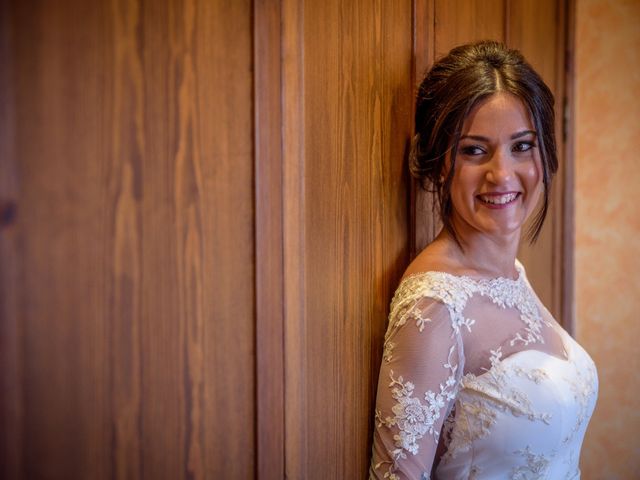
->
<box><xmin>477</xmin><ymin>192</ymin><xmax>520</xmax><ymax>205</ymax></box>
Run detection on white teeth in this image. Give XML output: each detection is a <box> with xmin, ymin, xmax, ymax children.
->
<box><xmin>479</xmin><ymin>193</ymin><xmax>518</xmax><ymax>205</ymax></box>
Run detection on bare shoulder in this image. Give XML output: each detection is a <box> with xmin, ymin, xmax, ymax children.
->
<box><xmin>401</xmin><ymin>238</ymin><xmax>464</xmax><ymax>281</ymax></box>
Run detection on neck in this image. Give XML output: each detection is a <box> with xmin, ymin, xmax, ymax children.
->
<box><xmin>437</xmin><ymin>226</ymin><xmax>522</xmax><ymax>280</ymax></box>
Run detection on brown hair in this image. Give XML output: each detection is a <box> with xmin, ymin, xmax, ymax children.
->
<box><xmin>411</xmin><ymin>40</ymin><xmax>558</xmax><ymax>243</ymax></box>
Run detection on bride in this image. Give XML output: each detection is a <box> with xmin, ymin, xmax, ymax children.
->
<box><xmin>369</xmin><ymin>41</ymin><xmax>598</xmax><ymax>479</ymax></box>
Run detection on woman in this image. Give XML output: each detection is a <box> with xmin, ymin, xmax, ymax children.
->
<box><xmin>369</xmin><ymin>41</ymin><xmax>598</xmax><ymax>479</ymax></box>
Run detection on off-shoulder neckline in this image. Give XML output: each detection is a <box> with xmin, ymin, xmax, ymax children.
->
<box><xmin>399</xmin><ymin>260</ymin><xmax>524</xmax><ymax>286</ymax></box>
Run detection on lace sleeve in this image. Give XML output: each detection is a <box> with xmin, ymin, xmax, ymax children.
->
<box><xmin>369</xmin><ymin>295</ymin><xmax>465</xmax><ymax>480</ymax></box>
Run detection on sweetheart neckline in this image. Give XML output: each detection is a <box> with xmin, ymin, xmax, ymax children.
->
<box><xmin>467</xmin><ymin>341</ymin><xmax>575</xmax><ymax>383</ymax></box>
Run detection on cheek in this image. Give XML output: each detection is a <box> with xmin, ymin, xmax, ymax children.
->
<box><xmin>449</xmin><ymin>175</ymin><xmax>470</xmax><ymax>209</ymax></box>
<box><xmin>522</xmin><ymin>158</ymin><xmax>543</xmax><ymax>193</ymax></box>
<box><xmin>451</xmin><ymin>165</ymin><xmax>481</xmax><ymax>196</ymax></box>
<box><xmin>520</xmin><ymin>160</ymin><xmax>544</xmax><ymax>212</ymax></box>
<box><xmin>449</xmin><ymin>166</ymin><xmax>484</xmax><ymax>220</ymax></box>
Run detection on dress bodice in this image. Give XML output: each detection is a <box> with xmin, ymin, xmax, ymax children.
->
<box><xmin>369</xmin><ymin>261</ymin><xmax>598</xmax><ymax>480</ymax></box>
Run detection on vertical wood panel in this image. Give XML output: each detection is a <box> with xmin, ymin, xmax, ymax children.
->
<box><xmin>0</xmin><ymin>0</ymin><xmax>255</xmax><ymax>478</ymax></box>
<box><xmin>281</xmin><ymin>0</ymin><xmax>307</xmax><ymax>477</ymax></box>
<box><xmin>11</xmin><ymin>2</ymin><xmax>115</xmax><ymax>476</ymax></box>
<box><xmin>110</xmin><ymin>1</ymin><xmax>144</xmax><ymax>477</ymax></box>
<box><xmin>283</xmin><ymin>0</ymin><xmax>413</xmax><ymax>477</ymax></box>
<box><xmin>0</xmin><ymin>1</ymin><xmax>23</xmax><ymax>478</ymax></box>
<box><xmin>254</xmin><ymin>0</ymin><xmax>285</xmax><ymax>478</ymax></box>
<box><xmin>192</xmin><ymin>2</ymin><xmax>255</xmax><ymax>478</ymax></box>
<box><xmin>434</xmin><ymin>0</ymin><xmax>506</xmax><ymax>56</ymax></box>
<box><xmin>411</xmin><ymin>0</ymin><xmax>438</xmax><ymax>257</ymax></box>
<box><xmin>196</xmin><ymin>2</ymin><xmax>256</xmax><ymax>476</ymax></box>
<box><xmin>508</xmin><ymin>0</ymin><xmax>567</xmax><ymax>322</ymax></box>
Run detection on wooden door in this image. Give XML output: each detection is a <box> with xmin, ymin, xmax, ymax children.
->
<box><xmin>0</xmin><ymin>1</ymin><xmax>571</xmax><ymax>479</ymax></box>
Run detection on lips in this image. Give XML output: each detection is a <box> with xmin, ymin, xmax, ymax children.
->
<box><xmin>477</xmin><ymin>192</ymin><xmax>520</xmax><ymax>205</ymax></box>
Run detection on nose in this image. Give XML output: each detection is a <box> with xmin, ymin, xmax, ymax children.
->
<box><xmin>485</xmin><ymin>148</ymin><xmax>514</xmax><ymax>185</ymax></box>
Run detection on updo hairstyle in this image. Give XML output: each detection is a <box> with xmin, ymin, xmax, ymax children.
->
<box><xmin>411</xmin><ymin>40</ymin><xmax>558</xmax><ymax>242</ymax></box>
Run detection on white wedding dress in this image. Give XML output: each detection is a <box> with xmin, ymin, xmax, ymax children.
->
<box><xmin>369</xmin><ymin>261</ymin><xmax>598</xmax><ymax>479</ymax></box>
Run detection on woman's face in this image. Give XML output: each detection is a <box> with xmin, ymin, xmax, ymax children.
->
<box><xmin>448</xmin><ymin>92</ymin><xmax>542</xmax><ymax>239</ymax></box>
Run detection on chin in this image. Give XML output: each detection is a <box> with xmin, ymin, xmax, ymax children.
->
<box><xmin>476</xmin><ymin>219</ymin><xmax>526</xmax><ymax>237</ymax></box>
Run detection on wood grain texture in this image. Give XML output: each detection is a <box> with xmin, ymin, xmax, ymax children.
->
<box><xmin>434</xmin><ymin>0</ymin><xmax>506</xmax><ymax>57</ymax></box>
<box><xmin>1</xmin><ymin>0</ymin><xmax>255</xmax><ymax>478</ymax></box>
<box><xmin>254</xmin><ymin>0</ymin><xmax>285</xmax><ymax>478</ymax></box>
<box><xmin>193</xmin><ymin>2</ymin><xmax>255</xmax><ymax>478</ymax></box>
<box><xmin>0</xmin><ymin>2</ymin><xmax>23</xmax><ymax>478</ymax></box>
<box><xmin>281</xmin><ymin>0</ymin><xmax>307</xmax><ymax>477</ymax></box>
<box><xmin>8</xmin><ymin>2</ymin><xmax>116</xmax><ymax>477</ymax></box>
<box><xmin>282</xmin><ymin>0</ymin><xmax>413</xmax><ymax>477</ymax></box>
<box><xmin>1</xmin><ymin>0</ymin><xmax>573</xmax><ymax>477</ymax></box>
<box><xmin>508</xmin><ymin>0</ymin><xmax>567</xmax><ymax>322</ymax></box>
<box><xmin>411</xmin><ymin>0</ymin><xmax>439</xmax><ymax>258</ymax></box>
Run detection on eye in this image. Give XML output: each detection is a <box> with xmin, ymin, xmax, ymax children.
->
<box><xmin>459</xmin><ymin>145</ymin><xmax>486</xmax><ymax>156</ymax></box>
<box><xmin>512</xmin><ymin>141</ymin><xmax>536</xmax><ymax>153</ymax></box>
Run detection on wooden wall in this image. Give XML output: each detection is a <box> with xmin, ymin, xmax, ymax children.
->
<box><xmin>277</xmin><ymin>1</ymin><xmax>414</xmax><ymax>477</ymax></box>
<box><xmin>1</xmin><ymin>1</ymin><xmax>255</xmax><ymax>478</ymax></box>
<box><xmin>0</xmin><ymin>1</ymin><xmax>570</xmax><ymax>479</ymax></box>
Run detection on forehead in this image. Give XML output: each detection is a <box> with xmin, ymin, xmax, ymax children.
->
<box><xmin>461</xmin><ymin>92</ymin><xmax>533</xmax><ymax>136</ymax></box>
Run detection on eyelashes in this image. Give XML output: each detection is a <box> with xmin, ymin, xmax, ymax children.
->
<box><xmin>460</xmin><ymin>145</ymin><xmax>486</xmax><ymax>156</ymax></box>
<box><xmin>512</xmin><ymin>141</ymin><xmax>537</xmax><ymax>153</ymax></box>
<box><xmin>458</xmin><ymin>141</ymin><xmax>537</xmax><ymax>157</ymax></box>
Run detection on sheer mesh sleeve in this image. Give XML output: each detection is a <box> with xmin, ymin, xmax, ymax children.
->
<box><xmin>369</xmin><ymin>295</ymin><xmax>465</xmax><ymax>480</ymax></box>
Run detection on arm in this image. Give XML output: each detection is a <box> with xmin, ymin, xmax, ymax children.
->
<box><xmin>370</xmin><ymin>296</ymin><xmax>464</xmax><ymax>480</ymax></box>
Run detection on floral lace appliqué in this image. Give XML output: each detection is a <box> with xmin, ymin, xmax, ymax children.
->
<box><xmin>375</xmin><ymin>346</ymin><xmax>459</xmax><ymax>478</ymax></box>
<box><xmin>383</xmin><ymin>341</ymin><xmax>395</xmax><ymax>364</ymax></box>
<box><xmin>372</xmin><ymin>262</ymin><xmax>596</xmax><ymax>479</ymax></box>
<box><xmin>562</xmin><ymin>358</ymin><xmax>598</xmax><ymax>445</ymax></box>
<box><xmin>511</xmin><ymin>445</ymin><xmax>550</xmax><ymax>479</ymax></box>
<box><xmin>462</xmin><ymin>348</ymin><xmax>552</xmax><ymax>424</ymax></box>
<box><xmin>382</xmin><ymin>309</ymin><xmax>433</xmax><ymax>363</ymax></box>
<box><xmin>441</xmin><ymin>397</ymin><xmax>497</xmax><ymax>462</ymax></box>
<box><xmin>389</xmin><ymin>264</ymin><xmax>546</xmax><ymax>349</ymax></box>
<box><xmin>441</xmin><ymin>348</ymin><xmax>553</xmax><ymax>464</ymax></box>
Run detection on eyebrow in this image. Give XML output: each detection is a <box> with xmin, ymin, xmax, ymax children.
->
<box><xmin>460</xmin><ymin>130</ymin><xmax>537</xmax><ymax>142</ymax></box>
